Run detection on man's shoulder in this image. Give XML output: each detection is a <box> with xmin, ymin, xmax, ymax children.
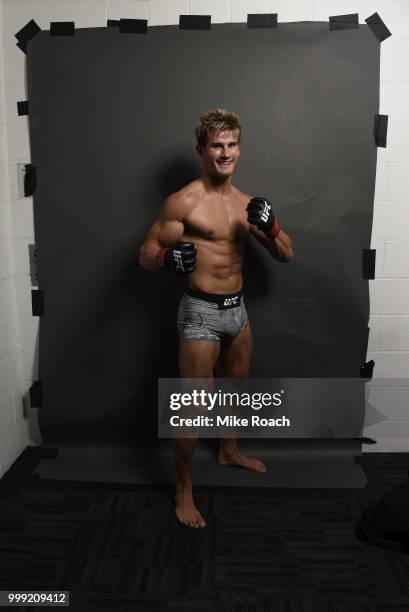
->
<box><xmin>232</xmin><ymin>185</ymin><xmax>253</xmax><ymax>205</ymax></box>
<box><xmin>166</xmin><ymin>181</ymin><xmax>203</xmax><ymax>207</ymax></box>
<box><xmin>162</xmin><ymin>181</ymin><xmax>202</xmax><ymax>220</ymax></box>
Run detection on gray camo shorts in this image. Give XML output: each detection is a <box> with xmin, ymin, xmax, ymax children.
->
<box><xmin>177</xmin><ymin>288</ymin><xmax>249</xmax><ymax>342</ymax></box>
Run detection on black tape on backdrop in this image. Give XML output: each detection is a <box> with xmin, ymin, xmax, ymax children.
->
<box><xmin>179</xmin><ymin>15</ymin><xmax>211</xmax><ymax>30</ymax></box>
<box><xmin>107</xmin><ymin>20</ymin><xmax>119</xmax><ymax>27</ymax></box>
<box><xmin>374</xmin><ymin>114</ymin><xmax>388</xmax><ymax>147</ymax></box>
<box><xmin>352</xmin><ymin>436</ymin><xmax>377</xmax><ymax>444</ymax></box>
<box><xmin>329</xmin><ymin>14</ymin><xmax>359</xmax><ymax>31</ymax></box>
<box><xmin>365</xmin><ymin>12</ymin><xmax>392</xmax><ymax>42</ymax></box>
<box><xmin>362</xmin><ymin>249</ymin><xmax>376</xmax><ymax>279</ymax></box>
<box><xmin>15</xmin><ymin>19</ymin><xmax>41</xmax><ymax>53</ymax></box>
<box><xmin>247</xmin><ymin>14</ymin><xmax>278</xmax><ymax>28</ymax></box>
<box><xmin>31</xmin><ymin>289</ymin><xmax>44</xmax><ymax>316</ymax></box>
<box><xmin>50</xmin><ymin>22</ymin><xmax>75</xmax><ymax>36</ymax></box>
<box><xmin>29</xmin><ymin>244</ymin><xmax>39</xmax><ymax>286</ymax></box>
<box><xmin>360</xmin><ymin>360</ymin><xmax>375</xmax><ymax>379</ymax></box>
<box><xmin>24</xmin><ymin>164</ymin><xmax>36</xmax><ymax>196</ymax></box>
<box><xmin>119</xmin><ymin>19</ymin><xmax>147</xmax><ymax>34</ymax></box>
<box><xmin>17</xmin><ymin>101</ymin><xmax>29</xmax><ymax>116</ymax></box>
<box><xmin>29</xmin><ymin>380</ymin><xmax>43</xmax><ymax>408</ymax></box>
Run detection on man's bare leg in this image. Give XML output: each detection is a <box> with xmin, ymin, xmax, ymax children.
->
<box><xmin>173</xmin><ymin>339</ymin><xmax>220</xmax><ymax>527</ymax></box>
<box><xmin>215</xmin><ymin>325</ymin><xmax>267</xmax><ymax>473</ymax></box>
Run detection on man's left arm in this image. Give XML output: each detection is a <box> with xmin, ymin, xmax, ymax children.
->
<box><xmin>249</xmin><ymin>224</ymin><xmax>294</xmax><ymax>262</ymax></box>
<box><xmin>246</xmin><ymin>196</ymin><xmax>294</xmax><ymax>263</ymax></box>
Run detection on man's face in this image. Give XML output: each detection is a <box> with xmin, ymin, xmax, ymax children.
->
<box><xmin>198</xmin><ymin>129</ymin><xmax>240</xmax><ymax>179</ymax></box>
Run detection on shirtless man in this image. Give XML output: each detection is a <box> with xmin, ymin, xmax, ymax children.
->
<box><xmin>139</xmin><ymin>109</ymin><xmax>293</xmax><ymax>528</ymax></box>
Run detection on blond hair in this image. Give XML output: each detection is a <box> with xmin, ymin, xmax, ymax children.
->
<box><xmin>195</xmin><ymin>108</ymin><xmax>242</xmax><ymax>147</ymax></box>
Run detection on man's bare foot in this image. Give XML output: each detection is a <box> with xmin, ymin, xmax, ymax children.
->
<box><xmin>175</xmin><ymin>485</ymin><xmax>206</xmax><ymax>528</ymax></box>
<box><xmin>218</xmin><ymin>449</ymin><xmax>267</xmax><ymax>473</ymax></box>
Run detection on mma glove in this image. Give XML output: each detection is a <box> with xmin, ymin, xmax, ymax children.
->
<box><xmin>157</xmin><ymin>242</ymin><xmax>197</xmax><ymax>274</ymax></box>
<box><xmin>246</xmin><ymin>197</ymin><xmax>280</xmax><ymax>239</ymax></box>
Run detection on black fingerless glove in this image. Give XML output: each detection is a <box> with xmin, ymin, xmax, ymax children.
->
<box><xmin>246</xmin><ymin>197</ymin><xmax>280</xmax><ymax>238</ymax></box>
<box><xmin>158</xmin><ymin>242</ymin><xmax>197</xmax><ymax>274</ymax></box>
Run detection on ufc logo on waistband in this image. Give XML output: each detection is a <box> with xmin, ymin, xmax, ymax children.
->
<box><xmin>223</xmin><ymin>296</ymin><xmax>239</xmax><ymax>306</ymax></box>
<box><xmin>261</xmin><ymin>201</ymin><xmax>271</xmax><ymax>223</ymax></box>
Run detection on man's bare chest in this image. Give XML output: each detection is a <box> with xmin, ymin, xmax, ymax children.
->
<box><xmin>184</xmin><ymin>199</ymin><xmax>248</xmax><ymax>241</ymax></box>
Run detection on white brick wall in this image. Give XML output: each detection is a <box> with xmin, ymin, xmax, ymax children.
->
<box><xmin>148</xmin><ymin>0</ymin><xmax>188</xmax><ymax>25</ymax></box>
<box><xmin>107</xmin><ymin>1</ymin><xmax>148</xmax><ymax>21</ymax></box>
<box><xmin>190</xmin><ymin>0</ymin><xmax>230</xmax><ymax>23</ymax></box>
<box><xmin>384</xmin><ymin>244</ymin><xmax>409</xmax><ymax>277</ymax></box>
<box><xmin>0</xmin><ymin>1</ymin><xmax>27</xmax><ymax>478</ymax></box>
<box><xmin>0</xmin><ymin>0</ymin><xmax>408</xmax><ymax>472</ymax></box>
<box><xmin>231</xmin><ymin>1</ymin><xmax>270</xmax><ymax>22</ymax></box>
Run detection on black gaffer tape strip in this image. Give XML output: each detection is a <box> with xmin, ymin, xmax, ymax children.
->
<box><xmin>107</xmin><ymin>19</ymin><xmax>120</xmax><ymax>27</ymax></box>
<box><xmin>32</xmin><ymin>289</ymin><xmax>44</xmax><ymax>316</ymax></box>
<box><xmin>17</xmin><ymin>101</ymin><xmax>29</xmax><ymax>116</ymax></box>
<box><xmin>41</xmin><ymin>448</ymin><xmax>60</xmax><ymax>458</ymax></box>
<box><xmin>15</xmin><ymin>19</ymin><xmax>41</xmax><ymax>53</ymax></box>
<box><xmin>360</xmin><ymin>360</ymin><xmax>375</xmax><ymax>379</ymax></box>
<box><xmin>363</xmin><ymin>249</ymin><xmax>376</xmax><ymax>279</ymax></box>
<box><xmin>329</xmin><ymin>13</ymin><xmax>359</xmax><ymax>30</ymax></box>
<box><xmin>119</xmin><ymin>19</ymin><xmax>148</xmax><ymax>33</ymax></box>
<box><xmin>50</xmin><ymin>22</ymin><xmax>75</xmax><ymax>36</ymax></box>
<box><xmin>365</xmin><ymin>12</ymin><xmax>392</xmax><ymax>42</ymax></box>
<box><xmin>247</xmin><ymin>14</ymin><xmax>278</xmax><ymax>28</ymax></box>
<box><xmin>24</xmin><ymin>164</ymin><xmax>36</xmax><ymax>197</ymax></box>
<box><xmin>352</xmin><ymin>437</ymin><xmax>377</xmax><ymax>444</ymax></box>
<box><xmin>374</xmin><ymin>114</ymin><xmax>388</xmax><ymax>148</ymax></box>
<box><xmin>29</xmin><ymin>380</ymin><xmax>43</xmax><ymax>408</ymax></box>
<box><xmin>179</xmin><ymin>15</ymin><xmax>211</xmax><ymax>30</ymax></box>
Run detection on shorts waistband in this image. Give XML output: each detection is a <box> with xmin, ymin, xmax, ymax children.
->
<box><xmin>185</xmin><ymin>288</ymin><xmax>243</xmax><ymax>309</ymax></box>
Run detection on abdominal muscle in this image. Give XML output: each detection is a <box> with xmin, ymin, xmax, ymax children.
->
<box><xmin>185</xmin><ymin>234</ymin><xmax>244</xmax><ymax>294</ymax></box>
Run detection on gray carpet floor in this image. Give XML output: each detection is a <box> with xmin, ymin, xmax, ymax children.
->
<box><xmin>0</xmin><ymin>448</ymin><xmax>409</xmax><ymax>612</ymax></box>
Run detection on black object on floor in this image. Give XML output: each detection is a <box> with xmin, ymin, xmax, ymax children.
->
<box><xmin>356</xmin><ymin>473</ymin><xmax>409</xmax><ymax>554</ymax></box>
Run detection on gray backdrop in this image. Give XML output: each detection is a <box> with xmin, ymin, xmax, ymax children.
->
<box><xmin>27</xmin><ymin>22</ymin><xmax>378</xmax><ymax>482</ymax></box>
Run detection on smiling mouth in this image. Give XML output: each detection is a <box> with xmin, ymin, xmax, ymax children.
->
<box><xmin>217</xmin><ymin>160</ymin><xmax>232</xmax><ymax>165</ymax></box>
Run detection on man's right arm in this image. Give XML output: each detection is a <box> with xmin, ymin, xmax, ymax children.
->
<box><xmin>138</xmin><ymin>194</ymin><xmax>187</xmax><ymax>272</ymax></box>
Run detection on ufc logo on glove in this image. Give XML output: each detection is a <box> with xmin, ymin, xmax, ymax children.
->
<box><xmin>173</xmin><ymin>251</ymin><xmax>184</xmax><ymax>273</ymax></box>
<box><xmin>261</xmin><ymin>201</ymin><xmax>272</xmax><ymax>224</ymax></box>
